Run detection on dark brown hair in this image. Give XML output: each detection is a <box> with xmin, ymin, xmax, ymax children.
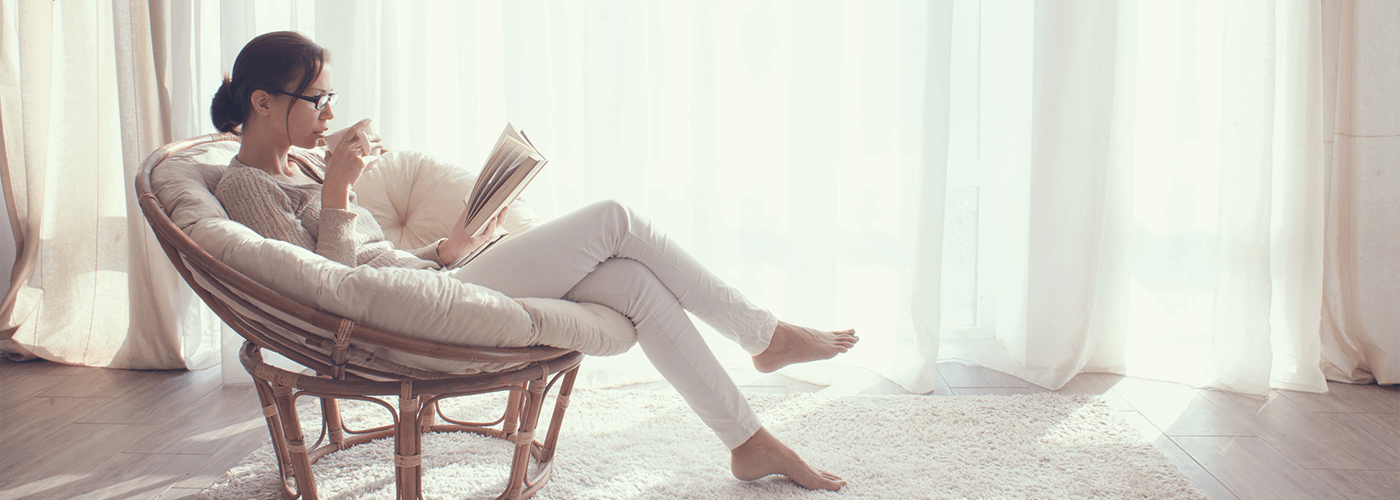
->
<box><xmin>210</xmin><ymin>31</ymin><xmax>328</xmax><ymax>134</ymax></box>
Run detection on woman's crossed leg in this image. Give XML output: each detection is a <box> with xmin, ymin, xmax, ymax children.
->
<box><xmin>451</xmin><ymin>200</ymin><xmax>855</xmax><ymax>489</ymax></box>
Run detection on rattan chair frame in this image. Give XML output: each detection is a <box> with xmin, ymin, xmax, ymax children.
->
<box><xmin>136</xmin><ymin>133</ymin><xmax>582</xmax><ymax>500</ymax></box>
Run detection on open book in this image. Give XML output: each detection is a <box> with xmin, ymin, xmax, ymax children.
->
<box><xmin>447</xmin><ymin>123</ymin><xmax>548</xmax><ymax>268</ymax></box>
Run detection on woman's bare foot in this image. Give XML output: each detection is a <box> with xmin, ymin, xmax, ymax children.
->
<box><xmin>731</xmin><ymin>427</ymin><xmax>845</xmax><ymax>491</ymax></box>
<box><xmin>752</xmin><ymin>321</ymin><xmax>857</xmax><ymax>373</ymax></box>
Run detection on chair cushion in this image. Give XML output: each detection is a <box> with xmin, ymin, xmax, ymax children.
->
<box><xmin>150</xmin><ymin>141</ymin><xmax>239</xmax><ymax>231</ymax></box>
<box><xmin>353</xmin><ymin>150</ymin><xmax>545</xmax><ymax>250</ymax></box>
<box><xmin>152</xmin><ymin>140</ymin><xmax>636</xmax><ymax>374</ymax></box>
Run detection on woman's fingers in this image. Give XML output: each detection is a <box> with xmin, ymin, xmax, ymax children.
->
<box><xmin>332</xmin><ymin>121</ymin><xmax>370</xmax><ymax>157</ymax></box>
<box><xmin>324</xmin><ymin>120</ymin><xmax>378</xmax><ymax>189</ymax></box>
<box><xmin>366</xmin><ymin>132</ymin><xmax>387</xmax><ymax>155</ymax></box>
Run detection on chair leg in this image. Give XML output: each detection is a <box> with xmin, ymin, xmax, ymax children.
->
<box><xmin>272</xmin><ymin>384</ymin><xmax>319</xmax><ymax>499</ymax></box>
<box><xmin>503</xmin><ymin>385</ymin><xmax>523</xmax><ymax>436</ymax></box>
<box><xmin>502</xmin><ymin>378</ymin><xmax>547</xmax><ymax>500</ymax></box>
<box><xmin>395</xmin><ymin>382</ymin><xmax>424</xmax><ymax>500</ymax></box>
<box><xmin>323</xmin><ymin>396</ymin><xmax>346</xmax><ymax>449</ymax></box>
<box><xmin>538</xmin><ymin>367</ymin><xmax>580</xmax><ymax>464</ymax></box>
<box><xmin>420</xmin><ymin>398</ymin><xmax>437</xmax><ymax>434</ymax></box>
<box><xmin>251</xmin><ymin>377</ymin><xmax>297</xmax><ymax>498</ymax></box>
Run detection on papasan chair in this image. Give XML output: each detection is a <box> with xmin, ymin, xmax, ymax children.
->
<box><xmin>135</xmin><ymin>133</ymin><xmax>637</xmax><ymax>499</ymax></box>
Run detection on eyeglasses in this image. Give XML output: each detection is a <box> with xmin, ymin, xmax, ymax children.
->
<box><xmin>269</xmin><ymin>90</ymin><xmax>338</xmax><ymax>110</ymax></box>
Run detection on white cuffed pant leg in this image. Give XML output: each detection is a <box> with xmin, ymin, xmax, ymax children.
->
<box><xmin>448</xmin><ymin>200</ymin><xmax>777</xmax><ymax>448</ymax></box>
<box><xmin>560</xmin><ymin>258</ymin><xmax>763</xmax><ymax>448</ymax></box>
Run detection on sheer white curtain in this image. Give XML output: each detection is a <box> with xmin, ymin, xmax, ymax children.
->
<box><xmin>12</xmin><ymin>0</ymin><xmax>1387</xmax><ymax>395</ymax></box>
<box><xmin>948</xmin><ymin>0</ymin><xmax>1332</xmax><ymax>395</ymax></box>
<box><xmin>166</xmin><ymin>0</ymin><xmax>947</xmax><ymax>391</ymax></box>
<box><xmin>177</xmin><ymin>0</ymin><xmax>1338</xmax><ymax>396</ymax></box>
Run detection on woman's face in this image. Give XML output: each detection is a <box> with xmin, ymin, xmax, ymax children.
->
<box><xmin>278</xmin><ymin>64</ymin><xmax>336</xmax><ymax>150</ymax></box>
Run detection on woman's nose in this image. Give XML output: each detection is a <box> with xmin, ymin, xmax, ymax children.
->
<box><xmin>321</xmin><ymin>103</ymin><xmax>335</xmax><ymax>120</ymax></box>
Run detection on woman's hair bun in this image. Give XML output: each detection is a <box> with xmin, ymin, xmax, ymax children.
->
<box><xmin>211</xmin><ymin>31</ymin><xmax>328</xmax><ymax>136</ymax></box>
<box><xmin>210</xmin><ymin>77</ymin><xmax>243</xmax><ymax>134</ymax></box>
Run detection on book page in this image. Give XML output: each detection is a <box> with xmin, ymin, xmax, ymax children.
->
<box><xmin>470</xmin><ymin>151</ymin><xmax>510</xmax><ymax>211</ymax></box>
<box><xmin>467</xmin><ymin>126</ymin><xmax>522</xmax><ymax>214</ymax></box>
<box><xmin>464</xmin><ymin>154</ymin><xmax>542</xmax><ymax>237</ymax></box>
<box><xmin>474</xmin><ymin>148</ymin><xmax>535</xmax><ymax>211</ymax></box>
<box><xmin>460</xmin><ymin>123</ymin><xmax>549</xmax><ymax>238</ymax></box>
<box><xmin>471</xmin><ymin>146</ymin><xmax>526</xmax><ymax>218</ymax></box>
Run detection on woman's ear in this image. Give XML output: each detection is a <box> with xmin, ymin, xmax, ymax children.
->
<box><xmin>249</xmin><ymin>89</ymin><xmax>275</xmax><ymax>117</ymax></box>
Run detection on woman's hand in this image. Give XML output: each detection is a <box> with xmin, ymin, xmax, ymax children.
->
<box><xmin>437</xmin><ymin>205</ymin><xmax>509</xmax><ymax>265</ymax></box>
<box><xmin>321</xmin><ymin>119</ymin><xmax>385</xmax><ymax>210</ymax></box>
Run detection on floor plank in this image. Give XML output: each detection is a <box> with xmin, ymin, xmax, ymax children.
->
<box><xmin>1305</xmin><ymin>469</ymin><xmax>1400</xmax><ymax>500</ymax></box>
<box><xmin>36</xmin><ymin>368</ymin><xmax>172</xmax><ymax>399</ymax></box>
<box><xmin>170</xmin><ymin>433</ymin><xmax>270</xmax><ymax>490</ymax></box>
<box><xmin>0</xmin><ymin>422</ymin><xmax>164</xmax><ymax>496</ymax></box>
<box><xmin>1173</xmin><ymin>436</ymin><xmax>1341</xmax><ymax>500</ymax></box>
<box><xmin>936</xmin><ymin>360</ymin><xmax>1032</xmax><ymax>388</ymax></box>
<box><xmin>1</xmin><ymin>375</ymin><xmax>75</xmax><ymax>407</ymax></box>
<box><xmin>1115</xmin><ymin>410</ymin><xmax>1240</xmax><ymax>500</ymax></box>
<box><xmin>142</xmin><ymin>384</ymin><xmax>266</xmax><ymax>455</ymax></box>
<box><xmin>0</xmin><ymin>396</ymin><xmax>112</xmax><ymax>450</ymax></box>
<box><xmin>0</xmin><ymin>359</ymin><xmax>88</xmax><ymax>377</ymax></box>
<box><xmin>54</xmin><ymin>452</ymin><xmax>215</xmax><ymax>500</ymax></box>
<box><xmin>76</xmin><ymin>367</ymin><xmax>223</xmax><ymax>425</ymax></box>
<box><xmin>1279</xmin><ymin>381</ymin><xmax>1400</xmax><ymax>414</ymax></box>
<box><xmin>1057</xmin><ymin>373</ymin><xmax>1136</xmax><ymax>410</ymax></box>
<box><xmin>154</xmin><ymin>486</ymin><xmax>203</xmax><ymax>499</ymax></box>
<box><xmin>1101</xmin><ymin>377</ymin><xmax>1255</xmax><ymax>438</ymax></box>
<box><xmin>1199</xmin><ymin>389</ymin><xmax>1400</xmax><ymax>471</ymax></box>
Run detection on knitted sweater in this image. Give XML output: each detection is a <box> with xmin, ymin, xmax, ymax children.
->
<box><xmin>214</xmin><ymin>152</ymin><xmax>444</xmax><ymax>269</ymax></box>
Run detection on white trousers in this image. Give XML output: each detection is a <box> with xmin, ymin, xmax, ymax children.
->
<box><xmin>449</xmin><ymin>200</ymin><xmax>776</xmax><ymax>449</ymax></box>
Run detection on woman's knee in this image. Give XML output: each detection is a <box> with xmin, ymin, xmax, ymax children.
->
<box><xmin>587</xmin><ymin>198</ymin><xmax>630</xmax><ymax>215</ymax></box>
<box><xmin>564</xmin><ymin>258</ymin><xmax>667</xmax><ymax>313</ymax></box>
<box><xmin>580</xmin><ymin>199</ymin><xmax>635</xmax><ymax>229</ymax></box>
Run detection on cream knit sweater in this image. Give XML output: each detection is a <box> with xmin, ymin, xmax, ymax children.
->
<box><xmin>214</xmin><ymin>152</ymin><xmax>445</xmax><ymax>269</ymax></box>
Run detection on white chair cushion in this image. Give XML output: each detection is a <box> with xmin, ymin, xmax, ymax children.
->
<box><xmin>354</xmin><ymin>150</ymin><xmax>547</xmax><ymax>250</ymax></box>
<box><xmin>151</xmin><ymin>141</ymin><xmax>636</xmax><ymax>374</ymax></box>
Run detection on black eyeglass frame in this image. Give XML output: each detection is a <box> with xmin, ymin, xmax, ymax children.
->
<box><xmin>268</xmin><ymin>89</ymin><xmax>338</xmax><ymax>110</ymax></box>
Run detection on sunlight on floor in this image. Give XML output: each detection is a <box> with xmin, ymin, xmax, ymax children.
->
<box><xmin>183</xmin><ymin>416</ymin><xmax>268</xmax><ymax>444</ymax></box>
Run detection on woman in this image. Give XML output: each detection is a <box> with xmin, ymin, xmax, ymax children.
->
<box><xmin>212</xmin><ymin>31</ymin><xmax>856</xmax><ymax>491</ymax></box>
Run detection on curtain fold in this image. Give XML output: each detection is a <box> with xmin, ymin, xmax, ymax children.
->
<box><xmin>0</xmin><ymin>0</ymin><xmax>45</xmax><ymax>361</ymax></box>
<box><xmin>1210</xmin><ymin>0</ymin><xmax>1287</xmax><ymax>395</ymax></box>
<box><xmin>1019</xmin><ymin>0</ymin><xmax>1124</xmax><ymax>386</ymax></box>
<box><xmin>1319</xmin><ymin>0</ymin><xmax>1399</xmax><ymax>385</ymax></box>
<box><xmin>901</xmin><ymin>0</ymin><xmax>952</xmax><ymax>394</ymax></box>
<box><xmin>0</xmin><ymin>0</ymin><xmax>219</xmax><ymax>370</ymax></box>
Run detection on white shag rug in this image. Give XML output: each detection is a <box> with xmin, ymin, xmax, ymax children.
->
<box><xmin>199</xmin><ymin>390</ymin><xmax>1207</xmax><ymax>499</ymax></box>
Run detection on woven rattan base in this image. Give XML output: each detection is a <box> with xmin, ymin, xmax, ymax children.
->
<box><xmin>241</xmin><ymin>342</ymin><xmax>581</xmax><ymax>500</ymax></box>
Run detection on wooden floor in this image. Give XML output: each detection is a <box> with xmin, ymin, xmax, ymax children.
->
<box><xmin>0</xmin><ymin>358</ymin><xmax>1395</xmax><ymax>499</ymax></box>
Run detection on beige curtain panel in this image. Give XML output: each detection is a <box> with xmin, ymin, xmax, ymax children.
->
<box><xmin>0</xmin><ymin>0</ymin><xmax>219</xmax><ymax>369</ymax></box>
<box><xmin>1318</xmin><ymin>0</ymin><xmax>1399</xmax><ymax>385</ymax></box>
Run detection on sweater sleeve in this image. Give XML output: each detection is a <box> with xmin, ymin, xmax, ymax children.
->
<box><xmin>215</xmin><ymin>168</ymin><xmax>359</xmax><ymax>267</ymax></box>
<box><xmin>314</xmin><ymin>207</ymin><xmax>363</xmax><ymax>266</ymax></box>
